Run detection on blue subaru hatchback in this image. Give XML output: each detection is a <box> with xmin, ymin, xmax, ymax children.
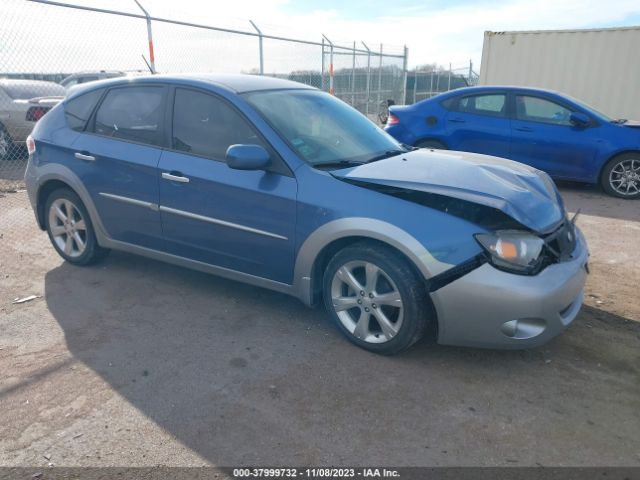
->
<box><xmin>385</xmin><ymin>86</ymin><xmax>640</xmax><ymax>199</ymax></box>
<box><xmin>25</xmin><ymin>75</ymin><xmax>588</xmax><ymax>354</ymax></box>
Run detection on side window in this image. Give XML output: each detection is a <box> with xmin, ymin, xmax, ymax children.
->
<box><xmin>515</xmin><ymin>96</ymin><xmax>572</xmax><ymax>125</ymax></box>
<box><xmin>94</xmin><ymin>86</ymin><xmax>164</xmax><ymax>146</ymax></box>
<box><xmin>456</xmin><ymin>94</ymin><xmax>506</xmax><ymax>117</ymax></box>
<box><xmin>172</xmin><ymin>88</ymin><xmax>264</xmax><ymax>160</ymax></box>
<box><xmin>64</xmin><ymin>88</ymin><xmax>104</xmax><ymax>131</ymax></box>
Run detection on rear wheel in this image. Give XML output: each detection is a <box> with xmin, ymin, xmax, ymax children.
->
<box><xmin>45</xmin><ymin>188</ymin><xmax>110</xmax><ymax>265</ymax></box>
<box><xmin>0</xmin><ymin>125</ymin><xmax>13</xmax><ymax>160</ymax></box>
<box><xmin>322</xmin><ymin>242</ymin><xmax>432</xmax><ymax>355</ymax></box>
<box><xmin>416</xmin><ymin>139</ymin><xmax>447</xmax><ymax>150</ymax></box>
<box><xmin>601</xmin><ymin>153</ymin><xmax>640</xmax><ymax>199</ymax></box>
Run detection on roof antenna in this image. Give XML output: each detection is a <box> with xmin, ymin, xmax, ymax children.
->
<box><xmin>141</xmin><ymin>54</ymin><xmax>154</xmax><ymax>74</ymax></box>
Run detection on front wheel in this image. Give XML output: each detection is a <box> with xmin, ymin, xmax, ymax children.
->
<box><xmin>322</xmin><ymin>242</ymin><xmax>433</xmax><ymax>355</ymax></box>
<box><xmin>601</xmin><ymin>154</ymin><xmax>640</xmax><ymax>199</ymax></box>
<box><xmin>44</xmin><ymin>188</ymin><xmax>110</xmax><ymax>265</ymax></box>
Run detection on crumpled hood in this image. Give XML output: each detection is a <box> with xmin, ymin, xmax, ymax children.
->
<box><xmin>332</xmin><ymin>149</ymin><xmax>565</xmax><ymax>233</ymax></box>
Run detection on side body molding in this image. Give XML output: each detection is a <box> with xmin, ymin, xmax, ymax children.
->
<box><xmin>292</xmin><ymin>217</ymin><xmax>455</xmax><ymax>305</ymax></box>
<box><xmin>30</xmin><ymin>167</ymin><xmax>453</xmax><ymax>308</ymax></box>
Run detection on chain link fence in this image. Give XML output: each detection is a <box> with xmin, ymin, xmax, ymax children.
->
<box><xmin>406</xmin><ymin>62</ymin><xmax>480</xmax><ymax>104</ymax></box>
<box><xmin>0</xmin><ymin>0</ymin><xmax>410</xmax><ymax>196</ymax></box>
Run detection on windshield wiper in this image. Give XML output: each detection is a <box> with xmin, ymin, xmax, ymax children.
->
<box><xmin>612</xmin><ymin>118</ymin><xmax>628</xmax><ymax>124</ymax></box>
<box><xmin>364</xmin><ymin>149</ymin><xmax>407</xmax><ymax>163</ymax></box>
<box><xmin>314</xmin><ymin>159</ymin><xmax>367</xmax><ymax>169</ymax></box>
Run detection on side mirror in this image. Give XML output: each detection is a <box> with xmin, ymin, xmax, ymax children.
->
<box><xmin>226</xmin><ymin>144</ymin><xmax>270</xmax><ymax>171</ymax></box>
<box><xmin>569</xmin><ymin>112</ymin><xmax>590</xmax><ymax>128</ymax></box>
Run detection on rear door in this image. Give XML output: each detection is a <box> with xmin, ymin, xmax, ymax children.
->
<box><xmin>158</xmin><ymin>87</ymin><xmax>297</xmax><ymax>284</ymax></box>
<box><xmin>71</xmin><ymin>84</ymin><xmax>166</xmax><ymax>250</ymax></box>
<box><xmin>444</xmin><ymin>92</ymin><xmax>511</xmax><ymax>158</ymax></box>
<box><xmin>509</xmin><ymin>93</ymin><xmax>599</xmax><ymax>178</ymax></box>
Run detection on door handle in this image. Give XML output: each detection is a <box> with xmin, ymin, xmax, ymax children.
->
<box><xmin>515</xmin><ymin>126</ymin><xmax>533</xmax><ymax>132</ymax></box>
<box><xmin>448</xmin><ymin>118</ymin><xmax>466</xmax><ymax>123</ymax></box>
<box><xmin>162</xmin><ymin>172</ymin><xmax>190</xmax><ymax>183</ymax></box>
<box><xmin>74</xmin><ymin>152</ymin><xmax>95</xmax><ymax>162</ymax></box>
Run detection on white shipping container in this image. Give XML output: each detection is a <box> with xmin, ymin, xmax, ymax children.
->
<box><xmin>479</xmin><ymin>27</ymin><xmax>640</xmax><ymax>120</ymax></box>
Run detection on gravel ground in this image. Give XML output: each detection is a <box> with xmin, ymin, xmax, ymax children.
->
<box><xmin>0</xmin><ymin>184</ymin><xmax>638</xmax><ymax>467</ymax></box>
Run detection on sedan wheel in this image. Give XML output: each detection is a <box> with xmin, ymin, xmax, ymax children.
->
<box><xmin>608</xmin><ymin>158</ymin><xmax>640</xmax><ymax>197</ymax></box>
<box><xmin>331</xmin><ymin>260</ymin><xmax>404</xmax><ymax>343</ymax></box>
<box><xmin>0</xmin><ymin>128</ymin><xmax>11</xmax><ymax>159</ymax></box>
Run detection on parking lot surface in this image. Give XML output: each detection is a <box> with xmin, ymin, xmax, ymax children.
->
<box><xmin>0</xmin><ymin>184</ymin><xmax>639</xmax><ymax>467</ymax></box>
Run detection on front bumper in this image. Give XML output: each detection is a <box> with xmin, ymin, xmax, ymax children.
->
<box><xmin>431</xmin><ymin>227</ymin><xmax>589</xmax><ymax>349</ymax></box>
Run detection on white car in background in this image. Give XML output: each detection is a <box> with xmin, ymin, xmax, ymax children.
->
<box><xmin>0</xmin><ymin>79</ymin><xmax>65</xmax><ymax>159</ymax></box>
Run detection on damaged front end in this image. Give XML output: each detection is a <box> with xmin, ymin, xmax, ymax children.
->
<box><xmin>331</xmin><ymin>149</ymin><xmax>579</xmax><ymax>289</ymax></box>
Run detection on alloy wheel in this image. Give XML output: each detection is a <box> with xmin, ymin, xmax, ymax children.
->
<box><xmin>609</xmin><ymin>158</ymin><xmax>640</xmax><ymax>196</ymax></box>
<box><xmin>48</xmin><ymin>198</ymin><xmax>88</xmax><ymax>258</ymax></box>
<box><xmin>330</xmin><ymin>260</ymin><xmax>404</xmax><ymax>343</ymax></box>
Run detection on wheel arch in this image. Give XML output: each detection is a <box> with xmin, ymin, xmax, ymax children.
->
<box><xmin>32</xmin><ymin>166</ymin><xmax>108</xmax><ymax>245</ymax></box>
<box><xmin>414</xmin><ymin>137</ymin><xmax>448</xmax><ymax>149</ymax></box>
<box><xmin>292</xmin><ymin>218</ymin><xmax>454</xmax><ymax>307</ymax></box>
<box><xmin>598</xmin><ymin>149</ymin><xmax>640</xmax><ymax>184</ymax></box>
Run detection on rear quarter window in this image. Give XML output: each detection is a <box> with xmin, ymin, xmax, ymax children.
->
<box><xmin>64</xmin><ymin>89</ymin><xmax>104</xmax><ymax>131</ymax></box>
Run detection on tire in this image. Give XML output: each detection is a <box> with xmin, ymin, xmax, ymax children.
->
<box><xmin>44</xmin><ymin>188</ymin><xmax>110</xmax><ymax>265</ymax></box>
<box><xmin>0</xmin><ymin>124</ymin><xmax>14</xmax><ymax>160</ymax></box>
<box><xmin>416</xmin><ymin>139</ymin><xmax>447</xmax><ymax>150</ymax></box>
<box><xmin>322</xmin><ymin>242</ymin><xmax>433</xmax><ymax>355</ymax></box>
<box><xmin>600</xmin><ymin>153</ymin><xmax>640</xmax><ymax>199</ymax></box>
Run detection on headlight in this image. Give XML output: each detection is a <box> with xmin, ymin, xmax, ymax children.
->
<box><xmin>475</xmin><ymin>230</ymin><xmax>545</xmax><ymax>274</ymax></box>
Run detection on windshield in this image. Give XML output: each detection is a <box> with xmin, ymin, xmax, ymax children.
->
<box><xmin>244</xmin><ymin>89</ymin><xmax>405</xmax><ymax>166</ymax></box>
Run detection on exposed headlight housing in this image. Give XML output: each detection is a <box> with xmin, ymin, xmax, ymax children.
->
<box><xmin>475</xmin><ymin>230</ymin><xmax>545</xmax><ymax>274</ymax></box>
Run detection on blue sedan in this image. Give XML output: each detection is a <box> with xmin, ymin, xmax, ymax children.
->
<box><xmin>25</xmin><ymin>75</ymin><xmax>588</xmax><ymax>354</ymax></box>
<box><xmin>385</xmin><ymin>86</ymin><xmax>640</xmax><ymax>198</ymax></box>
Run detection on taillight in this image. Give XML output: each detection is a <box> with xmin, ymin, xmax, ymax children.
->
<box><xmin>26</xmin><ymin>135</ymin><xmax>36</xmax><ymax>156</ymax></box>
<box><xmin>387</xmin><ymin>113</ymin><xmax>400</xmax><ymax>126</ymax></box>
<box><xmin>26</xmin><ymin>106</ymin><xmax>49</xmax><ymax>122</ymax></box>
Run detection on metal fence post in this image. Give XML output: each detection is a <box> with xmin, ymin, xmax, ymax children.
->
<box><xmin>468</xmin><ymin>59</ymin><xmax>473</xmax><ymax>85</ymax></box>
<box><xmin>351</xmin><ymin>41</ymin><xmax>356</xmax><ymax>106</ymax></box>
<box><xmin>133</xmin><ymin>0</ymin><xmax>155</xmax><ymax>73</ymax></box>
<box><xmin>249</xmin><ymin>20</ymin><xmax>264</xmax><ymax>75</ymax></box>
<box><xmin>322</xmin><ymin>35</ymin><xmax>334</xmax><ymax>95</ymax></box>
<box><xmin>361</xmin><ymin>41</ymin><xmax>371</xmax><ymax>116</ymax></box>
<box><xmin>401</xmin><ymin>45</ymin><xmax>408</xmax><ymax>105</ymax></box>
<box><xmin>321</xmin><ymin>38</ymin><xmax>325</xmax><ymax>91</ymax></box>
<box><xmin>412</xmin><ymin>68</ymin><xmax>417</xmax><ymax>104</ymax></box>
<box><xmin>447</xmin><ymin>62</ymin><xmax>452</xmax><ymax>91</ymax></box>
<box><xmin>376</xmin><ymin>43</ymin><xmax>383</xmax><ymax>107</ymax></box>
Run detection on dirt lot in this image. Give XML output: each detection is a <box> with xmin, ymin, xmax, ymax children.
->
<box><xmin>0</xmin><ymin>184</ymin><xmax>639</xmax><ymax>467</ymax></box>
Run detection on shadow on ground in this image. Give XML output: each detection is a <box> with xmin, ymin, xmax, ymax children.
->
<box><xmin>42</xmin><ymin>251</ymin><xmax>640</xmax><ymax>466</ymax></box>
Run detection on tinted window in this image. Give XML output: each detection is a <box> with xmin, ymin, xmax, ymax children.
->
<box><xmin>94</xmin><ymin>86</ymin><xmax>164</xmax><ymax>145</ymax></box>
<box><xmin>172</xmin><ymin>88</ymin><xmax>264</xmax><ymax>160</ymax></box>
<box><xmin>515</xmin><ymin>95</ymin><xmax>572</xmax><ymax>125</ymax></box>
<box><xmin>457</xmin><ymin>94</ymin><xmax>505</xmax><ymax>116</ymax></box>
<box><xmin>64</xmin><ymin>89</ymin><xmax>103</xmax><ymax>131</ymax></box>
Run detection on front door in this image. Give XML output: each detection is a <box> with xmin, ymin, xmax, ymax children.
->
<box><xmin>509</xmin><ymin>94</ymin><xmax>599</xmax><ymax>179</ymax></box>
<box><xmin>158</xmin><ymin>87</ymin><xmax>297</xmax><ymax>284</ymax></box>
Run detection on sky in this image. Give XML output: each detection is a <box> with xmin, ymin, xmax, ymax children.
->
<box><xmin>55</xmin><ymin>0</ymin><xmax>640</xmax><ymax>70</ymax></box>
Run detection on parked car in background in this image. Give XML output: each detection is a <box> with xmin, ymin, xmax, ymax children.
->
<box><xmin>25</xmin><ymin>75</ymin><xmax>588</xmax><ymax>354</ymax></box>
<box><xmin>385</xmin><ymin>86</ymin><xmax>640</xmax><ymax>199</ymax></box>
<box><xmin>0</xmin><ymin>79</ymin><xmax>65</xmax><ymax>159</ymax></box>
<box><xmin>60</xmin><ymin>71</ymin><xmax>125</xmax><ymax>89</ymax></box>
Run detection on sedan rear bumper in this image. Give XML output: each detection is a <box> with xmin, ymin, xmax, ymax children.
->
<box><xmin>431</xmin><ymin>227</ymin><xmax>589</xmax><ymax>349</ymax></box>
